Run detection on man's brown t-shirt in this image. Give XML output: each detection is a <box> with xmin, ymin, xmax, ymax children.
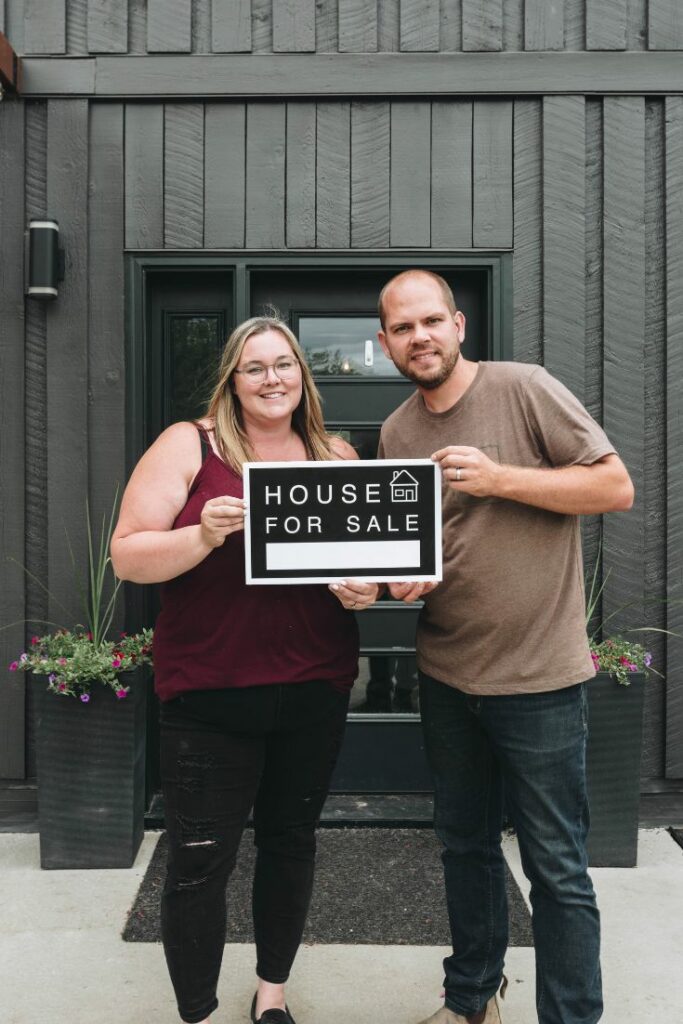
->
<box><xmin>378</xmin><ymin>361</ymin><xmax>616</xmax><ymax>695</ymax></box>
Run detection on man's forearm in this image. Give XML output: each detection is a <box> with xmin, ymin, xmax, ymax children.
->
<box><xmin>493</xmin><ymin>459</ymin><xmax>634</xmax><ymax>515</ymax></box>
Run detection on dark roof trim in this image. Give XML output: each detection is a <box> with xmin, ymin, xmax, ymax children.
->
<box><xmin>20</xmin><ymin>52</ymin><xmax>683</xmax><ymax>99</ymax></box>
<box><xmin>0</xmin><ymin>32</ymin><xmax>20</xmax><ymax>94</ymax></box>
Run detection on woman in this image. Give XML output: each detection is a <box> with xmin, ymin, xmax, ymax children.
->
<box><xmin>111</xmin><ymin>316</ymin><xmax>378</xmax><ymax>1024</ymax></box>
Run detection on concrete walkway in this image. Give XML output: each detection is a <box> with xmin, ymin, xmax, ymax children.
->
<box><xmin>1</xmin><ymin>829</ymin><xmax>681</xmax><ymax>1024</ymax></box>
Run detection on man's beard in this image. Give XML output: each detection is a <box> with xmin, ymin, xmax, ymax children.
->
<box><xmin>401</xmin><ymin>345</ymin><xmax>460</xmax><ymax>390</ymax></box>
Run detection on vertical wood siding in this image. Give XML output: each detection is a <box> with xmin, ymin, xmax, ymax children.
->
<box><xmin>9</xmin><ymin>0</ymin><xmax>683</xmax><ymax>53</ymax></box>
<box><xmin>45</xmin><ymin>100</ymin><xmax>90</xmax><ymax>629</ymax></box>
<box><xmin>87</xmin><ymin>0</ymin><xmax>128</xmax><ymax>53</ymax></box>
<box><xmin>339</xmin><ymin>0</ymin><xmax>378</xmax><ymax>51</ymax></box>
<box><xmin>601</xmin><ymin>98</ymin><xmax>646</xmax><ymax>638</ymax></box>
<box><xmin>316</xmin><ymin>0</ymin><xmax>339</xmax><ymax>51</ymax></box>
<box><xmin>245</xmin><ymin>102</ymin><xmax>286</xmax><ymax>246</ymax></box>
<box><xmin>66</xmin><ymin>0</ymin><xmax>89</xmax><ymax>55</ymax></box>
<box><xmin>286</xmin><ymin>102</ymin><xmax>316</xmax><ymax>247</ymax></box>
<box><xmin>124</xmin><ymin>104</ymin><xmax>164</xmax><ymax>248</ymax></box>
<box><xmin>542</xmin><ymin>96</ymin><xmax>585</xmax><ymax>400</ymax></box>
<box><xmin>472</xmin><ymin>101</ymin><xmax>513</xmax><ymax>247</ymax></box>
<box><xmin>642</xmin><ymin>99</ymin><xmax>666</xmax><ymax>779</ymax></box>
<box><xmin>119</xmin><ymin>99</ymin><xmax>513</xmax><ymax>250</ymax></box>
<box><xmin>204</xmin><ymin>104</ymin><xmax>247</xmax><ymax>247</ymax></box>
<box><xmin>23</xmin><ymin>102</ymin><xmax>48</xmax><ymax>728</ymax></box>
<box><xmin>0</xmin><ymin>99</ymin><xmax>27</xmax><ymax>778</ymax></box>
<box><xmin>24</xmin><ymin>0</ymin><xmax>66</xmax><ymax>53</ymax></box>
<box><xmin>665</xmin><ymin>96</ymin><xmax>683</xmax><ymax>777</ymax></box>
<box><xmin>431</xmin><ymin>101</ymin><xmax>473</xmax><ymax>248</ymax></box>
<box><xmin>212</xmin><ymin>0</ymin><xmax>253</xmax><ymax>52</ymax></box>
<box><xmin>390</xmin><ymin>102</ymin><xmax>431</xmax><ymax>246</ymax></box>
<box><xmin>147</xmin><ymin>0</ymin><xmax>192</xmax><ymax>52</ymax></box>
<box><xmin>273</xmin><ymin>0</ymin><xmax>316</xmax><ymax>51</ymax></box>
<box><xmin>316</xmin><ymin>102</ymin><xmax>351</xmax><ymax>248</ymax></box>
<box><xmin>400</xmin><ymin>0</ymin><xmax>439</xmax><ymax>51</ymax></box>
<box><xmin>524</xmin><ymin>0</ymin><xmax>565</xmax><ymax>50</ymax></box>
<box><xmin>462</xmin><ymin>0</ymin><xmax>503</xmax><ymax>51</ymax></box>
<box><xmin>512</xmin><ymin>99</ymin><xmax>542</xmax><ymax>365</ymax></box>
<box><xmin>582</xmin><ymin>98</ymin><xmax>604</xmax><ymax>601</ymax></box>
<box><xmin>649</xmin><ymin>0</ymin><xmax>683</xmax><ymax>50</ymax></box>
<box><xmin>586</xmin><ymin>0</ymin><xmax>627</xmax><ymax>50</ymax></box>
<box><xmin>87</xmin><ymin>101</ymin><xmax>126</xmax><ymax>619</ymax></box>
<box><xmin>164</xmin><ymin>103</ymin><xmax>205</xmax><ymax>248</ymax></box>
<box><xmin>378</xmin><ymin>0</ymin><xmax>400</xmax><ymax>50</ymax></box>
<box><xmin>351</xmin><ymin>101</ymin><xmax>390</xmax><ymax>247</ymax></box>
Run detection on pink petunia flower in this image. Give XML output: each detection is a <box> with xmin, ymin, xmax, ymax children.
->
<box><xmin>58</xmin><ymin>682</ymin><xmax>67</xmax><ymax>691</ymax></box>
<box><xmin>112</xmin><ymin>656</ymin><xmax>122</xmax><ymax>669</ymax></box>
<box><xmin>19</xmin><ymin>653</ymin><xmax>28</xmax><ymax>663</ymax></box>
<box><xmin>31</xmin><ymin>635</ymin><xmax>40</xmax><ymax>645</ymax></box>
<box><xmin>80</xmin><ymin>693</ymin><xmax>90</xmax><ymax>703</ymax></box>
<box><xmin>115</xmin><ymin>688</ymin><xmax>128</xmax><ymax>699</ymax></box>
<box><xmin>8</xmin><ymin>661</ymin><xmax>18</xmax><ymax>671</ymax></box>
<box><xmin>58</xmin><ymin>658</ymin><xmax>67</xmax><ymax>666</ymax></box>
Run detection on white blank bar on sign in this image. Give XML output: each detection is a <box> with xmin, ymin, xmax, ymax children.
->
<box><xmin>266</xmin><ymin>540</ymin><xmax>421</xmax><ymax>571</ymax></box>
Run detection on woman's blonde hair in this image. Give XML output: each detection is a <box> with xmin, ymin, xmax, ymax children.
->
<box><xmin>205</xmin><ymin>316</ymin><xmax>334</xmax><ymax>474</ymax></box>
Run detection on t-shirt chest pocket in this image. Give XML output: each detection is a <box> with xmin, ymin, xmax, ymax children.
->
<box><xmin>446</xmin><ymin>443</ymin><xmax>503</xmax><ymax>510</ymax></box>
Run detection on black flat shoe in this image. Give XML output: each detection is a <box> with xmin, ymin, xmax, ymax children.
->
<box><xmin>250</xmin><ymin>992</ymin><xmax>297</xmax><ymax>1024</ymax></box>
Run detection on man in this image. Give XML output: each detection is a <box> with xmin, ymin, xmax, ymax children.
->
<box><xmin>376</xmin><ymin>270</ymin><xmax>634</xmax><ymax>1024</ymax></box>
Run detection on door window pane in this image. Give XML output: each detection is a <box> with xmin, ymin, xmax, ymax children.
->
<box><xmin>166</xmin><ymin>313</ymin><xmax>223</xmax><ymax>423</ymax></box>
<box><xmin>349</xmin><ymin>656</ymin><xmax>419</xmax><ymax>715</ymax></box>
<box><xmin>298</xmin><ymin>316</ymin><xmax>401</xmax><ymax>377</ymax></box>
<box><xmin>332</xmin><ymin>427</ymin><xmax>380</xmax><ymax>461</ymax></box>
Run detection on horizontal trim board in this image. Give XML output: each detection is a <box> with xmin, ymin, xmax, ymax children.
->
<box><xmin>20</xmin><ymin>53</ymin><xmax>683</xmax><ymax>98</ymax></box>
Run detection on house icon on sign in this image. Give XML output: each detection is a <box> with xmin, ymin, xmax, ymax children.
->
<box><xmin>390</xmin><ymin>469</ymin><xmax>419</xmax><ymax>503</ymax></box>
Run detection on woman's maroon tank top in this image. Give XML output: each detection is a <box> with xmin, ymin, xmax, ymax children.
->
<box><xmin>152</xmin><ymin>434</ymin><xmax>359</xmax><ymax>701</ymax></box>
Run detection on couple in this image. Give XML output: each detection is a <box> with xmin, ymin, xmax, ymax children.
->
<box><xmin>111</xmin><ymin>270</ymin><xmax>634</xmax><ymax>1024</ymax></box>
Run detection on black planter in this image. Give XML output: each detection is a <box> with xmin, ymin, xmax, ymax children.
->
<box><xmin>35</xmin><ymin>669</ymin><xmax>148</xmax><ymax>869</ymax></box>
<box><xmin>586</xmin><ymin>671</ymin><xmax>646</xmax><ymax>868</ymax></box>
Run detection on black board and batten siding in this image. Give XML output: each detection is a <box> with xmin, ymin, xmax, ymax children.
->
<box><xmin>8</xmin><ymin>0</ymin><xmax>683</xmax><ymax>55</ymax></box>
<box><xmin>1</xmin><ymin>0</ymin><xmax>683</xmax><ymax>821</ymax></box>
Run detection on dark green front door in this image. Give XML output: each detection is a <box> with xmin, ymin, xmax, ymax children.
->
<box><xmin>137</xmin><ymin>257</ymin><xmax>504</xmax><ymax>795</ymax></box>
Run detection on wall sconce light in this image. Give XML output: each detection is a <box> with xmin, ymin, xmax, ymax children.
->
<box><xmin>26</xmin><ymin>219</ymin><xmax>64</xmax><ymax>299</ymax></box>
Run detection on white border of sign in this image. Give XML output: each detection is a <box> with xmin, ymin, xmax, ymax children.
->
<box><xmin>243</xmin><ymin>459</ymin><xmax>442</xmax><ymax>585</ymax></box>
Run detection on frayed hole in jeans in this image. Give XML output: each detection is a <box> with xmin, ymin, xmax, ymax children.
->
<box><xmin>177</xmin><ymin>812</ymin><xmax>220</xmax><ymax>847</ymax></box>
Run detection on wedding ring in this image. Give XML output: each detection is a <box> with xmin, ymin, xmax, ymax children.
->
<box><xmin>455</xmin><ymin>467</ymin><xmax>462</xmax><ymax>482</ymax></box>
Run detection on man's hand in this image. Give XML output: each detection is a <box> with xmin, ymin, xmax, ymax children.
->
<box><xmin>388</xmin><ymin>581</ymin><xmax>439</xmax><ymax>603</ymax></box>
<box><xmin>432</xmin><ymin>445</ymin><xmax>502</xmax><ymax>498</ymax></box>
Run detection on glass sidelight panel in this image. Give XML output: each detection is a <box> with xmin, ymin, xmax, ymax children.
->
<box><xmin>349</xmin><ymin>655</ymin><xmax>419</xmax><ymax>715</ymax></box>
<box><xmin>298</xmin><ymin>315</ymin><xmax>400</xmax><ymax>377</ymax></box>
<box><xmin>164</xmin><ymin>312</ymin><xmax>224</xmax><ymax>424</ymax></box>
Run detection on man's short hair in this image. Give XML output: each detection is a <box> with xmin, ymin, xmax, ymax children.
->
<box><xmin>377</xmin><ymin>270</ymin><xmax>458</xmax><ymax>329</ymax></box>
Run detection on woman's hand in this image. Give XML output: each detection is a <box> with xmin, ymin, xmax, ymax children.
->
<box><xmin>329</xmin><ymin>579</ymin><xmax>382</xmax><ymax>611</ymax></box>
<box><xmin>200</xmin><ymin>495</ymin><xmax>247</xmax><ymax>548</ymax></box>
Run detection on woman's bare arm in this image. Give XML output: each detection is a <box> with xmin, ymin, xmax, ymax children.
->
<box><xmin>110</xmin><ymin>423</ymin><xmax>245</xmax><ymax>584</ymax></box>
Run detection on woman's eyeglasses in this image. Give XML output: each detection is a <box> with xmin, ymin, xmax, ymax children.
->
<box><xmin>233</xmin><ymin>358</ymin><xmax>301</xmax><ymax>385</ymax></box>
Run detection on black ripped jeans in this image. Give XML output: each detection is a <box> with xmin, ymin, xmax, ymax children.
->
<box><xmin>159</xmin><ymin>680</ymin><xmax>350</xmax><ymax>1024</ymax></box>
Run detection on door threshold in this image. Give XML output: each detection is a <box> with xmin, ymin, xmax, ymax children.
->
<box><xmin>144</xmin><ymin>792</ymin><xmax>434</xmax><ymax>830</ymax></box>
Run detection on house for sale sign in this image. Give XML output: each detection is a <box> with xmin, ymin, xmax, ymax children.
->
<box><xmin>243</xmin><ymin>459</ymin><xmax>442</xmax><ymax>584</ymax></box>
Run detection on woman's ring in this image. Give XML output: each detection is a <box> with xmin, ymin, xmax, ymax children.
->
<box><xmin>350</xmin><ymin>601</ymin><xmax>357</xmax><ymax>608</ymax></box>
<box><xmin>455</xmin><ymin>467</ymin><xmax>462</xmax><ymax>482</ymax></box>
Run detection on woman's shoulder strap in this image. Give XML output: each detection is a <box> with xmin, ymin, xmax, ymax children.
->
<box><xmin>193</xmin><ymin>421</ymin><xmax>213</xmax><ymax>464</ymax></box>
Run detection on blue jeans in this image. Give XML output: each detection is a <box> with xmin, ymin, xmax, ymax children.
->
<box><xmin>419</xmin><ymin>673</ymin><xmax>602</xmax><ymax>1024</ymax></box>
